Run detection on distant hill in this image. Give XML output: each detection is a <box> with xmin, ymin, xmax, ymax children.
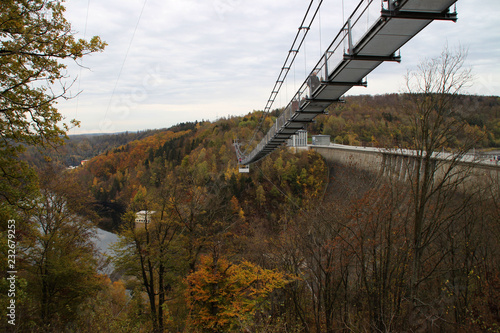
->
<box><xmin>309</xmin><ymin>94</ymin><xmax>500</xmax><ymax>148</ymax></box>
<box><xmin>22</xmin><ymin>94</ymin><xmax>500</xmax><ymax>170</ymax></box>
<box><xmin>21</xmin><ymin>122</ymin><xmax>200</xmax><ymax>168</ymax></box>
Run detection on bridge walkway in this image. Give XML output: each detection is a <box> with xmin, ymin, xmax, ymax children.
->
<box><xmin>240</xmin><ymin>0</ymin><xmax>458</xmax><ymax>165</ymax></box>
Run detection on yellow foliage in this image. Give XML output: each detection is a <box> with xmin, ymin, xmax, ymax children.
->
<box><xmin>224</xmin><ymin>161</ymin><xmax>239</xmax><ymax>181</ymax></box>
<box><xmin>186</xmin><ymin>255</ymin><xmax>290</xmax><ymax>331</ymax></box>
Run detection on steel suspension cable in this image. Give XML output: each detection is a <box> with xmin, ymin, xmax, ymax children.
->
<box><xmin>102</xmin><ymin>0</ymin><xmax>148</xmax><ymax>123</ymax></box>
<box><xmin>241</xmin><ymin>0</ymin><xmax>325</xmax><ymax>156</ymax></box>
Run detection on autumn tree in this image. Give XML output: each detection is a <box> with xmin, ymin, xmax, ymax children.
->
<box><xmin>172</xmin><ymin>146</ymin><xmax>249</xmax><ymax>271</ymax></box>
<box><xmin>73</xmin><ymin>277</ymin><xmax>139</xmax><ymax>333</ymax></box>
<box><xmin>16</xmin><ymin>166</ymin><xmax>101</xmax><ymax>331</ymax></box>
<box><xmin>268</xmin><ymin>160</ymin><xmax>408</xmax><ymax>332</ymax></box>
<box><xmin>274</xmin><ymin>204</ymin><xmax>351</xmax><ymax>333</ymax></box>
<box><xmin>0</xmin><ymin>0</ymin><xmax>106</xmax><ymax>214</ymax></box>
<box><xmin>186</xmin><ymin>254</ymin><xmax>289</xmax><ymax>332</ymax></box>
<box><xmin>113</xmin><ymin>195</ymin><xmax>185</xmax><ymax>333</ymax></box>
<box><xmin>401</xmin><ymin>46</ymin><xmax>484</xmax><ymax>329</ymax></box>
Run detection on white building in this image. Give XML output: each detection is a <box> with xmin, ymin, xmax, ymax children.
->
<box><xmin>135</xmin><ymin>210</ymin><xmax>156</xmax><ymax>224</ymax></box>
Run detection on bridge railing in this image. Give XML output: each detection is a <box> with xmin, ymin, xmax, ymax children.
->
<box><xmin>351</xmin><ymin>0</ymin><xmax>381</xmax><ymax>48</ymax></box>
<box><xmin>319</xmin><ymin>0</ymin><xmax>381</xmax><ymax>82</ymax></box>
<box><xmin>282</xmin><ymin>3</ymin><xmax>381</xmax><ymax>106</ymax></box>
<box><xmin>278</xmin><ymin>0</ymin><xmax>382</xmax><ymax>111</ymax></box>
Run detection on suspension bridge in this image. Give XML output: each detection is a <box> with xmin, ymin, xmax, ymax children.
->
<box><xmin>234</xmin><ymin>0</ymin><xmax>458</xmax><ymax>170</ymax></box>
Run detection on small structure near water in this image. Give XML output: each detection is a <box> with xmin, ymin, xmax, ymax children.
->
<box><xmin>135</xmin><ymin>210</ymin><xmax>156</xmax><ymax>227</ymax></box>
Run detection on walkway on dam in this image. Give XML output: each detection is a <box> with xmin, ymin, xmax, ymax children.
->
<box><xmin>308</xmin><ymin>143</ymin><xmax>500</xmax><ymax>186</ymax></box>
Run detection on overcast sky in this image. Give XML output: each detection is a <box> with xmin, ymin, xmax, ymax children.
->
<box><xmin>60</xmin><ymin>0</ymin><xmax>500</xmax><ymax>134</ymax></box>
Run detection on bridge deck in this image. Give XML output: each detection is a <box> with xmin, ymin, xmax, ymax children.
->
<box><xmin>240</xmin><ymin>0</ymin><xmax>458</xmax><ymax>165</ymax></box>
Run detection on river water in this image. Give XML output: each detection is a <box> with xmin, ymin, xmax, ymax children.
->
<box><xmin>95</xmin><ymin>228</ymin><xmax>119</xmax><ymax>254</ymax></box>
<box><xmin>94</xmin><ymin>228</ymin><xmax>119</xmax><ymax>274</ymax></box>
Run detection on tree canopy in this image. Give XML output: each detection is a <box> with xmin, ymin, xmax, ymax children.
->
<box><xmin>0</xmin><ymin>0</ymin><xmax>106</xmax><ymax>212</ymax></box>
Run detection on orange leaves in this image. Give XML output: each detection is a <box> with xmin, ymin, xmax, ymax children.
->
<box><xmin>186</xmin><ymin>255</ymin><xmax>290</xmax><ymax>332</ymax></box>
<box><xmin>86</xmin><ymin>130</ymin><xmax>189</xmax><ymax>177</ymax></box>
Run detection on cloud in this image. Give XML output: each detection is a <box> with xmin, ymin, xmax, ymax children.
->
<box><xmin>59</xmin><ymin>0</ymin><xmax>500</xmax><ymax>134</ymax></box>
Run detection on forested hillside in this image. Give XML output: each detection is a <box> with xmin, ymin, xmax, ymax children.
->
<box><xmin>22</xmin><ymin>122</ymin><xmax>198</xmax><ymax>168</ymax></box>
<box><xmin>5</xmin><ymin>94</ymin><xmax>500</xmax><ymax>332</ymax></box>
<box><xmin>72</xmin><ymin>113</ymin><xmax>329</xmax><ymax>332</ymax></box>
<box><xmin>4</xmin><ymin>95</ymin><xmax>500</xmax><ymax>332</ymax></box>
<box><xmin>21</xmin><ymin>94</ymin><xmax>500</xmax><ymax>171</ymax></box>
<box><xmin>63</xmin><ymin>96</ymin><xmax>499</xmax><ymax>331</ymax></box>
<box><xmin>310</xmin><ymin>94</ymin><xmax>500</xmax><ymax>148</ymax></box>
<box><xmin>76</xmin><ymin>115</ymin><xmax>325</xmax><ymax>231</ymax></box>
